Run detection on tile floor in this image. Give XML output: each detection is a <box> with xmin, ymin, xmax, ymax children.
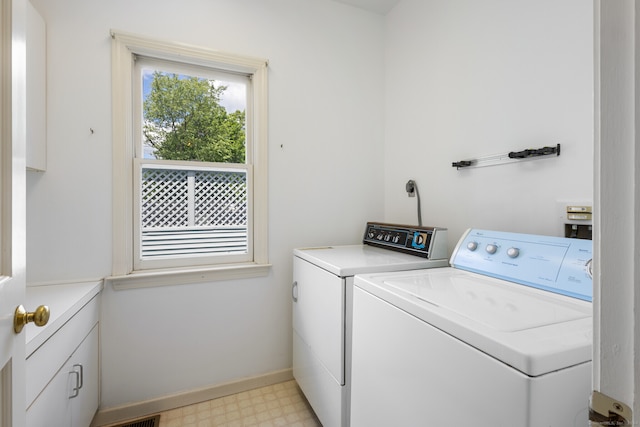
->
<box><xmin>157</xmin><ymin>380</ymin><xmax>322</xmax><ymax>427</ymax></box>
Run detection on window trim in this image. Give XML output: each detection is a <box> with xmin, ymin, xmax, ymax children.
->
<box><xmin>109</xmin><ymin>31</ymin><xmax>269</xmax><ymax>288</ymax></box>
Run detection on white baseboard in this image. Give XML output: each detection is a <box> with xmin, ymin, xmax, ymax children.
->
<box><xmin>91</xmin><ymin>368</ymin><xmax>293</xmax><ymax>427</ymax></box>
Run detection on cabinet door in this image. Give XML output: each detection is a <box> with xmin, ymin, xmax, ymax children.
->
<box><xmin>26</xmin><ymin>360</ymin><xmax>72</xmax><ymax>427</ymax></box>
<box><xmin>292</xmin><ymin>257</ymin><xmax>345</xmax><ymax>384</ymax></box>
<box><xmin>70</xmin><ymin>326</ymin><xmax>99</xmax><ymax>427</ymax></box>
<box><xmin>26</xmin><ymin>325</ymin><xmax>99</xmax><ymax>427</ymax></box>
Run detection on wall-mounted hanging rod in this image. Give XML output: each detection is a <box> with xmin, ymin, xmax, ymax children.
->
<box><xmin>508</xmin><ymin>144</ymin><xmax>560</xmax><ymax>159</ymax></box>
<box><xmin>452</xmin><ymin>144</ymin><xmax>560</xmax><ymax>170</ymax></box>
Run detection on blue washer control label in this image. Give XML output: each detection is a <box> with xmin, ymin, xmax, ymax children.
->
<box><xmin>451</xmin><ymin>229</ymin><xmax>593</xmax><ymax>301</ymax></box>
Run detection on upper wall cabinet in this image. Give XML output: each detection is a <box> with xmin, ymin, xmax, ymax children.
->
<box><xmin>26</xmin><ymin>1</ymin><xmax>46</xmax><ymax>171</ymax></box>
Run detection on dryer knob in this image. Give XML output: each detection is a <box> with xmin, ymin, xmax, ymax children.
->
<box><xmin>467</xmin><ymin>241</ymin><xmax>478</xmax><ymax>251</ymax></box>
<box><xmin>485</xmin><ymin>244</ymin><xmax>498</xmax><ymax>254</ymax></box>
<box><xmin>507</xmin><ymin>247</ymin><xmax>520</xmax><ymax>258</ymax></box>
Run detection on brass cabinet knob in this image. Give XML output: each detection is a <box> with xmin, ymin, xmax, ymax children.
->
<box><xmin>14</xmin><ymin>304</ymin><xmax>50</xmax><ymax>334</ymax></box>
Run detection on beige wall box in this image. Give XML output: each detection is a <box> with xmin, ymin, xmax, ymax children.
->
<box><xmin>558</xmin><ymin>202</ymin><xmax>592</xmax><ymax>240</ymax></box>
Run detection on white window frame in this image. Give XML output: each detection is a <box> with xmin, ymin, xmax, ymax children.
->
<box><xmin>109</xmin><ymin>31</ymin><xmax>270</xmax><ymax>289</ymax></box>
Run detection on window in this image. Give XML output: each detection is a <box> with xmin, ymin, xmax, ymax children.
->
<box><xmin>110</xmin><ymin>32</ymin><xmax>269</xmax><ymax>287</ymax></box>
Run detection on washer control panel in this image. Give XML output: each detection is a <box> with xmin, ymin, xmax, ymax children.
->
<box><xmin>363</xmin><ymin>222</ymin><xmax>448</xmax><ymax>260</ymax></box>
<box><xmin>451</xmin><ymin>229</ymin><xmax>593</xmax><ymax>301</ymax></box>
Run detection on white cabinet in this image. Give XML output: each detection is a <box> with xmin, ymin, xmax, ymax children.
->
<box><xmin>25</xmin><ymin>282</ymin><xmax>102</xmax><ymax>427</ymax></box>
<box><xmin>26</xmin><ymin>0</ymin><xmax>47</xmax><ymax>171</ymax></box>
<box><xmin>27</xmin><ymin>327</ymin><xmax>98</xmax><ymax>427</ymax></box>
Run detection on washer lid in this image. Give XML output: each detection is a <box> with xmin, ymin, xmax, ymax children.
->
<box><xmin>293</xmin><ymin>245</ymin><xmax>448</xmax><ymax>277</ymax></box>
<box><xmin>354</xmin><ymin>267</ymin><xmax>592</xmax><ymax>377</ymax></box>
<box><xmin>384</xmin><ymin>269</ymin><xmax>589</xmax><ymax>332</ymax></box>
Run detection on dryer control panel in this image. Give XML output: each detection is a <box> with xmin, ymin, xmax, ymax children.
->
<box><xmin>363</xmin><ymin>222</ymin><xmax>448</xmax><ymax>260</ymax></box>
<box><xmin>451</xmin><ymin>229</ymin><xmax>593</xmax><ymax>301</ymax></box>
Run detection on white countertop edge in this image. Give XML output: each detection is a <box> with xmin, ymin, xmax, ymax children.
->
<box><xmin>26</xmin><ymin>280</ymin><xmax>103</xmax><ymax>356</ymax></box>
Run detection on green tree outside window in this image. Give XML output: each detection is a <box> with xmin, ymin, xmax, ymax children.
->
<box><xmin>143</xmin><ymin>72</ymin><xmax>246</xmax><ymax>163</ymax></box>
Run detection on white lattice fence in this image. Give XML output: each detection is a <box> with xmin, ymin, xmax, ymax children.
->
<box><xmin>194</xmin><ymin>170</ymin><xmax>247</xmax><ymax>226</ymax></box>
<box><xmin>141</xmin><ymin>168</ymin><xmax>247</xmax><ymax>229</ymax></box>
<box><xmin>140</xmin><ymin>167</ymin><xmax>248</xmax><ymax>258</ymax></box>
<box><xmin>141</xmin><ymin>168</ymin><xmax>190</xmax><ymax>228</ymax></box>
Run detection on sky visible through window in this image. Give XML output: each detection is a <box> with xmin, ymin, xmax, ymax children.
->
<box><xmin>142</xmin><ymin>69</ymin><xmax>247</xmax><ymax>159</ymax></box>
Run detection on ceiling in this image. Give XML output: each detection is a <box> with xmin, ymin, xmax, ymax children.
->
<box><xmin>332</xmin><ymin>0</ymin><xmax>401</xmax><ymax>15</ymax></box>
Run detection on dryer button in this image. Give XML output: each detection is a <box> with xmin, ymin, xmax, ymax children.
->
<box><xmin>485</xmin><ymin>244</ymin><xmax>498</xmax><ymax>254</ymax></box>
<box><xmin>507</xmin><ymin>247</ymin><xmax>520</xmax><ymax>258</ymax></box>
<box><xmin>467</xmin><ymin>241</ymin><xmax>478</xmax><ymax>251</ymax></box>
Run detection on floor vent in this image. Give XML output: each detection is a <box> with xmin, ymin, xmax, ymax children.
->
<box><xmin>110</xmin><ymin>414</ymin><xmax>160</xmax><ymax>427</ymax></box>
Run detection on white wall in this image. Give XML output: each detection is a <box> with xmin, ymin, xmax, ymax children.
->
<box><xmin>26</xmin><ymin>0</ymin><xmax>385</xmax><ymax>409</ymax></box>
<box><xmin>383</xmin><ymin>0</ymin><xmax>594</xmax><ymax>249</ymax></box>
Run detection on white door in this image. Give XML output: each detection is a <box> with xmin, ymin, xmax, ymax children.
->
<box><xmin>0</xmin><ymin>0</ymin><xmax>28</xmax><ymax>425</ymax></box>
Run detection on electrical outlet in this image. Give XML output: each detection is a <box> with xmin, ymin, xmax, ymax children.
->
<box><xmin>557</xmin><ymin>200</ymin><xmax>592</xmax><ymax>239</ymax></box>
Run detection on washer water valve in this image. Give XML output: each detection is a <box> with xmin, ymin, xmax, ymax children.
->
<box><xmin>406</xmin><ymin>180</ymin><xmax>416</xmax><ymax>197</ymax></box>
<box><xmin>405</xmin><ymin>180</ymin><xmax>422</xmax><ymax>226</ymax></box>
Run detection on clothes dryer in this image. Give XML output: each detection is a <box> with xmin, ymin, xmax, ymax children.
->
<box><xmin>292</xmin><ymin>222</ymin><xmax>449</xmax><ymax>427</ymax></box>
<box><xmin>350</xmin><ymin>229</ymin><xmax>592</xmax><ymax>427</ymax></box>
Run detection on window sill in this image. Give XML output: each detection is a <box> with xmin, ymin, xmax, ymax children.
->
<box><xmin>105</xmin><ymin>263</ymin><xmax>272</xmax><ymax>290</ymax></box>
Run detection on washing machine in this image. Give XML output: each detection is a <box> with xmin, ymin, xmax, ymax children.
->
<box><xmin>292</xmin><ymin>222</ymin><xmax>449</xmax><ymax>427</ymax></box>
<box><xmin>350</xmin><ymin>228</ymin><xmax>593</xmax><ymax>427</ymax></box>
